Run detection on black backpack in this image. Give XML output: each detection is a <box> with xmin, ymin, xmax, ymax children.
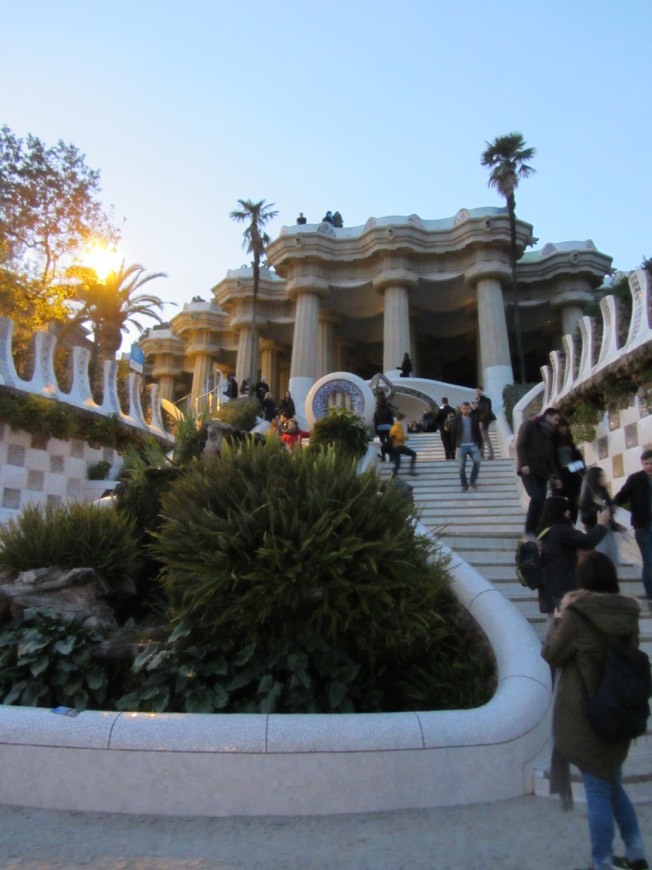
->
<box><xmin>569</xmin><ymin>605</ymin><xmax>651</xmax><ymax>743</ymax></box>
<box><xmin>514</xmin><ymin>529</ymin><xmax>549</xmax><ymax>590</ymax></box>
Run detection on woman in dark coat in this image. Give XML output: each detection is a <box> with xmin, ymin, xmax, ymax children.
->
<box><xmin>278</xmin><ymin>391</ymin><xmax>296</xmax><ymax>420</ymax></box>
<box><xmin>541</xmin><ymin>552</ymin><xmax>647</xmax><ymax>870</ymax></box>
<box><xmin>580</xmin><ymin>466</ymin><xmax>624</xmax><ymax>569</ymax></box>
<box><xmin>261</xmin><ymin>392</ymin><xmax>277</xmax><ymax>423</ymax></box>
<box><xmin>538</xmin><ymin>496</ymin><xmax>610</xmax><ymax>617</ymax></box>
<box><xmin>553</xmin><ymin>417</ymin><xmax>585</xmax><ymax>523</ymax></box>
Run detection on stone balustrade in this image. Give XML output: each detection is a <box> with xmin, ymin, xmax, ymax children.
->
<box><xmin>0</xmin><ymin>317</ymin><xmax>172</xmax><ymax>443</ymax></box>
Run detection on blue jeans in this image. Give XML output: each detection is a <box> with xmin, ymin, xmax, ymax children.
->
<box><xmin>634</xmin><ymin>527</ymin><xmax>652</xmax><ymax>599</ymax></box>
<box><xmin>521</xmin><ymin>474</ymin><xmax>548</xmax><ymax>534</ymax></box>
<box><xmin>580</xmin><ymin>767</ymin><xmax>646</xmax><ymax>869</ymax></box>
<box><xmin>458</xmin><ymin>444</ymin><xmax>480</xmax><ymax>487</ymax></box>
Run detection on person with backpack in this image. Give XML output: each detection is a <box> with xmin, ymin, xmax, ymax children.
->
<box><xmin>541</xmin><ymin>551</ymin><xmax>649</xmax><ymax>870</ymax></box>
<box><xmin>434</xmin><ymin>397</ymin><xmax>456</xmax><ymax>460</ymax></box>
<box><xmin>537</xmin><ymin>496</ymin><xmax>610</xmax><ymax>619</ymax></box>
<box><xmin>516</xmin><ymin>407</ymin><xmax>563</xmax><ymax>537</ymax></box>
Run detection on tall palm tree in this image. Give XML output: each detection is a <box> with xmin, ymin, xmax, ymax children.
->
<box><xmin>481</xmin><ymin>132</ymin><xmax>536</xmax><ymax>384</ymax></box>
<box><xmin>230</xmin><ymin>199</ymin><xmax>279</xmax><ymax>383</ymax></box>
<box><xmin>71</xmin><ymin>261</ymin><xmax>167</xmax><ymax>381</ymax></box>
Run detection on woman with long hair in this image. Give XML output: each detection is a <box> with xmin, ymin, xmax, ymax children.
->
<box><xmin>538</xmin><ymin>496</ymin><xmax>611</xmax><ymax>619</ymax></box>
<box><xmin>581</xmin><ymin>466</ymin><xmax>624</xmax><ymax>568</ymax></box>
<box><xmin>278</xmin><ymin>390</ymin><xmax>295</xmax><ymax>419</ymax></box>
<box><xmin>553</xmin><ymin>417</ymin><xmax>585</xmax><ymax>523</ymax></box>
<box><xmin>542</xmin><ymin>551</ymin><xmax>648</xmax><ymax>870</ymax></box>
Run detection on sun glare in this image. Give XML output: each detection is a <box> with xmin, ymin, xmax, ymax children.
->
<box><xmin>82</xmin><ymin>242</ymin><xmax>120</xmax><ymax>280</ymax></box>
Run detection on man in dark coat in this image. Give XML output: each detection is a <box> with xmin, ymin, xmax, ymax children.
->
<box><xmin>475</xmin><ymin>386</ymin><xmax>496</xmax><ymax>459</ymax></box>
<box><xmin>614</xmin><ymin>448</ymin><xmax>652</xmax><ymax>608</ymax></box>
<box><xmin>516</xmin><ymin>407</ymin><xmax>562</xmax><ymax>536</ymax></box>
<box><xmin>434</xmin><ymin>397</ymin><xmax>456</xmax><ymax>460</ymax></box>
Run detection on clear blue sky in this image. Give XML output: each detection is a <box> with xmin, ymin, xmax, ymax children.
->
<box><xmin>3</xmin><ymin>0</ymin><xmax>651</xmax><ymax>337</ymax></box>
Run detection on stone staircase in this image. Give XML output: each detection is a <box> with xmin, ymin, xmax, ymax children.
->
<box><xmin>377</xmin><ymin>430</ymin><xmax>652</xmax><ymax>801</ymax></box>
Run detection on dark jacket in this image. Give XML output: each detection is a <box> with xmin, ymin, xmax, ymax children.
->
<box><xmin>516</xmin><ymin>417</ymin><xmax>559</xmax><ymax>480</ymax></box>
<box><xmin>476</xmin><ymin>395</ymin><xmax>496</xmax><ymax>424</ymax></box>
<box><xmin>453</xmin><ymin>413</ymin><xmax>482</xmax><ymax>449</ymax></box>
<box><xmin>538</xmin><ymin>521</ymin><xmax>607</xmax><ymax>613</ymax></box>
<box><xmin>434</xmin><ymin>404</ymin><xmax>455</xmax><ymax>432</ymax></box>
<box><xmin>373</xmin><ymin>403</ymin><xmax>394</xmax><ymax>429</ymax></box>
<box><xmin>278</xmin><ymin>397</ymin><xmax>296</xmax><ymax>419</ymax></box>
<box><xmin>541</xmin><ymin>588</ymin><xmax>641</xmax><ymax>778</ymax></box>
<box><xmin>614</xmin><ymin>470</ymin><xmax>652</xmax><ymax>530</ymax></box>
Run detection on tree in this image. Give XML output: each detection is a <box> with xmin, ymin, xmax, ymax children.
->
<box><xmin>229</xmin><ymin>199</ymin><xmax>279</xmax><ymax>383</ymax></box>
<box><xmin>69</xmin><ymin>261</ymin><xmax>166</xmax><ymax>381</ymax></box>
<box><xmin>0</xmin><ymin>125</ymin><xmax>118</xmax><ymax>335</ymax></box>
<box><xmin>481</xmin><ymin>132</ymin><xmax>536</xmax><ymax>384</ymax></box>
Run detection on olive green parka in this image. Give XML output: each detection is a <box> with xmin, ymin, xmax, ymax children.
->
<box><xmin>541</xmin><ymin>588</ymin><xmax>642</xmax><ymax>778</ymax></box>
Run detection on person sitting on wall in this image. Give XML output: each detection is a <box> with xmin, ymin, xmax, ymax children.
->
<box><xmin>332</xmin><ymin>211</ymin><xmax>343</xmax><ymax>228</ymax></box>
<box><xmin>322</xmin><ymin>211</ymin><xmax>334</xmax><ymax>225</ymax></box>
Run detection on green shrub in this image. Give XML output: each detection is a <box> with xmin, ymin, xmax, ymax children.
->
<box><xmin>116</xmin><ymin>622</ymin><xmax>382</xmax><ymax>714</ymax></box>
<box><xmin>87</xmin><ymin>460</ymin><xmax>112</xmax><ymax>480</ymax></box>
<box><xmin>0</xmin><ymin>609</ymin><xmax>111</xmax><ymax>709</ymax></box>
<box><xmin>214</xmin><ymin>396</ymin><xmax>261</xmax><ymax>431</ymax></box>
<box><xmin>309</xmin><ymin>407</ymin><xmax>370</xmax><ymax>459</ymax></box>
<box><xmin>0</xmin><ymin>502</ymin><xmax>138</xmax><ymax>588</ymax></box>
<box><xmin>154</xmin><ymin>439</ymin><xmax>451</xmax><ymax>663</ymax></box>
<box><xmin>172</xmin><ymin>411</ymin><xmax>204</xmax><ymax>465</ymax></box>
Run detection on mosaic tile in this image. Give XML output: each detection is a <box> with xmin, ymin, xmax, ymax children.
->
<box><xmin>50</xmin><ymin>455</ymin><xmax>65</xmax><ymax>473</ymax></box>
<box><xmin>624</xmin><ymin>422</ymin><xmax>639</xmax><ymax>450</ymax></box>
<box><xmin>7</xmin><ymin>444</ymin><xmax>25</xmax><ymax>466</ymax></box>
<box><xmin>2</xmin><ymin>488</ymin><xmax>20</xmax><ymax>509</ymax></box>
<box><xmin>27</xmin><ymin>470</ymin><xmax>44</xmax><ymax>491</ymax></box>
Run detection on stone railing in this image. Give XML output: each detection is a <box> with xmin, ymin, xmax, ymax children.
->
<box><xmin>513</xmin><ymin>269</ymin><xmax>652</xmax><ymax>490</ymax></box>
<box><xmin>0</xmin><ymin>317</ymin><xmax>172</xmax><ymax>442</ymax></box>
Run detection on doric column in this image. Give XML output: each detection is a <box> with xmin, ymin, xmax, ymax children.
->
<box><xmin>260</xmin><ymin>340</ymin><xmax>282</xmax><ymax>398</ymax></box>
<box><xmin>560</xmin><ymin>304</ymin><xmax>584</xmax><ymax>338</ymax></box>
<box><xmin>475</xmin><ymin>276</ymin><xmax>513</xmax><ymax>408</ymax></box>
<box><xmin>191</xmin><ymin>352</ymin><xmax>214</xmax><ymax>405</ymax></box>
<box><xmin>287</xmin><ymin>277</ymin><xmax>329</xmax><ymax>422</ymax></box>
<box><xmin>382</xmin><ymin>284</ymin><xmax>412</xmax><ymax>375</ymax></box>
<box><xmin>317</xmin><ymin>313</ymin><xmax>339</xmax><ymax>378</ymax></box>
<box><xmin>235</xmin><ymin>326</ymin><xmax>257</xmax><ymax>385</ymax></box>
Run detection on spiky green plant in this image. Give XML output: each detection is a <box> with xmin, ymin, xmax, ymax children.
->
<box><xmin>0</xmin><ymin>502</ymin><xmax>138</xmax><ymax>586</ymax></box>
<box><xmin>154</xmin><ymin>439</ymin><xmax>451</xmax><ymax>663</ymax></box>
<box><xmin>309</xmin><ymin>407</ymin><xmax>371</xmax><ymax>459</ymax></box>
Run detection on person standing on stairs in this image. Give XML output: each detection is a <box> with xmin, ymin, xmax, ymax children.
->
<box><xmin>613</xmin><ymin>449</ymin><xmax>652</xmax><ymax>612</ymax></box>
<box><xmin>434</xmin><ymin>397</ymin><xmax>456</xmax><ymax>460</ymax></box>
<box><xmin>516</xmin><ymin>407</ymin><xmax>562</xmax><ymax>537</ymax></box>
<box><xmin>475</xmin><ymin>386</ymin><xmax>496</xmax><ymax>459</ymax></box>
<box><xmin>453</xmin><ymin>401</ymin><xmax>482</xmax><ymax>491</ymax></box>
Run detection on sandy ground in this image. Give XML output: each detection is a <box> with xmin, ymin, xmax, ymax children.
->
<box><xmin>0</xmin><ymin>796</ymin><xmax>650</xmax><ymax>870</ymax></box>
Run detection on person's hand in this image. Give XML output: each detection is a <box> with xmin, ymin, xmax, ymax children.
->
<box><xmin>597</xmin><ymin>507</ymin><xmax>611</xmax><ymax>526</ymax></box>
<box><xmin>521</xmin><ymin>465</ymin><xmax>531</xmax><ymax>476</ymax></box>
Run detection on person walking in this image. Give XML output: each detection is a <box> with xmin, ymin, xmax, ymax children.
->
<box><xmin>475</xmin><ymin>386</ymin><xmax>496</xmax><ymax>459</ymax></box>
<box><xmin>373</xmin><ymin>393</ymin><xmax>394</xmax><ymax>462</ymax></box>
<box><xmin>516</xmin><ymin>406</ymin><xmax>562</xmax><ymax>537</ymax></box>
<box><xmin>554</xmin><ymin>417</ymin><xmax>585</xmax><ymax>524</ymax></box>
<box><xmin>434</xmin><ymin>397</ymin><xmax>456</xmax><ymax>460</ymax></box>
<box><xmin>614</xmin><ymin>449</ymin><xmax>652</xmax><ymax>611</ymax></box>
<box><xmin>538</xmin><ymin>495</ymin><xmax>610</xmax><ymax>619</ymax></box>
<box><xmin>453</xmin><ymin>401</ymin><xmax>482</xmax><ymax>491</ymax></box>
<box><xmin>389</xmin><ymin>412</ymin><xmax>418</xmax><ymax>477</ymax></box>
<box><xmin>580</xmin><ymin>466</ymin><xmax>625</xmax><ymax>570</ymax></box>
<box><xmin>541</xmin><ymin>551</ymin><xmax>649</xmax><ymax>870</ymax></box>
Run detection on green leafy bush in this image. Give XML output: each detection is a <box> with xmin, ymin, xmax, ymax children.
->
<box><xmin>0</xmin><ymin>502</ymin><xmax>138</xmax><ymax>588</ymax></box>
<box><xmin>0</xmin><ymin>609</ymin><xmax>111</xmax><ymax>709</ymax></box>
<box><xmin>116</xmin><ymin>622</ymin><xmax>382</xmax><ymax>714</ymax></box>
<box><xmin>87</xmin><ymin>460</ymin><xmax>112</xmax><ymax>480</ymax></box>
<box><xmin>214</xmin><ymin>396</ymin><xmax>261</xmax><ymax>431</ymax></box>
<box><xmin>172</xmin><ymin>411</ymin><xmax>204</xmax><ymax>464</ymax></box>
<box><xmin>309</xmin><ymin>407</ymin><xmax>370</xmax><ymax>459</ymax></box>
<box><xmin>154</xmin><ymin>440</ymin><xmax>451</xmax><ymax>663</ymax></box>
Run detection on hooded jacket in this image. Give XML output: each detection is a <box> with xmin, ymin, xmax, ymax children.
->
<box><xmin>541</xmin><ymin>588</ymin><xmax>641</xmax><ymax>778</ymax></box>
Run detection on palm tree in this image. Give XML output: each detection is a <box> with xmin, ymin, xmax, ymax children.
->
<box><xmin>71</xmin><ymin>261</ymin><xmax>167</xmax><ymax>381</ymax></box>
<box><xmin>230</xmin><ymin>199</ymin><xmax>279</xmax><ymax>383</ymax></box>
<box><xmin>481</xmin><ymin>132</ymin><xmax>536</xmax><ymax>384</ymax></box>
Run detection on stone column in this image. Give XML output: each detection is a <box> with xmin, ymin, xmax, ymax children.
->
<box><xmin>191</xmin><ymin>352</ymin><xmax>214</xmax><ymax>406</ymax></box>
<box><xmin>158</xmin><ymin>373</ymin><xmax>176</xmax><ymax>402</ymax></box>
<box><xmin>561</xmin><ymin>304</ymin><xmax>584</xmax><ymax>338</ymax></box>
<box><xmin>235</xmin><ymin>327</ymin><xmax>257</xmax><ymax>385</ymax></box>
<box><xmin>317</xmin><ymin>314</ymin><xmax>338</xmax><ymax>378</ymax></box>
<box><xmin>382</xmin><ymin>284</ymin><xmax>411</xmax><ymax>375</ymax></box>
<box><xmin>287</xmin><ymin>277</ymin><xmax>328</xmax><ymax>423</ymax></box>
<box><xmin>260</xmin><ymin>341</ymin><xmax>281</xmax><ymax>398</ymax></box>
<box><xmin>475</xmin><ymin>276</ymin><xmax>513</xmax><ymax>408</ymax></box>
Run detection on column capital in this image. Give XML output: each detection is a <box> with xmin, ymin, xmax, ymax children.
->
<box><xmin>372</xmin><ymin>270</ymin><xmax>418</xmax><ymax>294</ymax></box>
<box><xmin>286</xmin><ymin>277</ymin><xmax>330</xmax><ymax>302</ymax></box>
<box><xmin>465</xmin><ymin>262</ymin><xmax>511</xmax><ymax>287</ymax></box>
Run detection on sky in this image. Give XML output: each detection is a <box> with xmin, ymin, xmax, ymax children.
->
<box><xmin>2</xmin><ymin>0</ymin><xmax>651</xmax><ymax>344</ymax></box>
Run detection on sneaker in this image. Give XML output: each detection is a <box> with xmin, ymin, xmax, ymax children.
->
<box><xmin>612</xmin><ymin>858</ymin><xmax>649</xmax><ymax>869</ymax></box>
<box><xmin>409</xmin><ymin>468</ymin><xmax>418</xmax><ymax>477</ymax></box>
<box><xmin>470</xmin><ymin>482</ymin><xmax>478</xmax><ymax>490</ymax></box>
<box><xmin>461</xmin><ymin>485</ymin><xmax>469</xmax><ymax>492</ymax></box>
